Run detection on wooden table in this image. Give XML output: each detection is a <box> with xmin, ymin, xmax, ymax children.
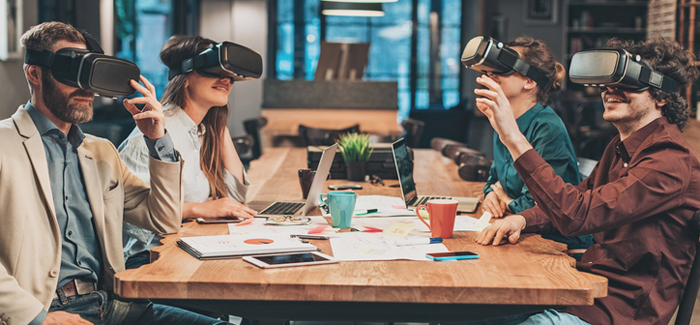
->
<box><xmin>261</xmin><ymin>109</ymin><xmax>405</xmax><ymax>147</ymax></box>
<box><xmin>114</xmin><ymin>148</ymin><xmax>607</xmax><ymax>323</ymax></box>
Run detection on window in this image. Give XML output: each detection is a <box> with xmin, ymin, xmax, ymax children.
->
<box><xmin>271</xmin><ymin>0</ymin><xmax>462</xmax><ymax>120</ymax></box>
<box><xmin>115</xmin><ymin>0</ymin><xmax>198</xmax><ymax>98</ymax></box>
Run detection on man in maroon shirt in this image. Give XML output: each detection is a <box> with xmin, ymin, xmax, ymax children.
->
<box><xmin>473</xmin><ymin>38</ymin><xmax>700</xmax><ymax>324</ymax></box>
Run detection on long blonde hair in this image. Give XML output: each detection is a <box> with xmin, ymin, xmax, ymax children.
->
<box><xmin>160</xmin><ymin>35</ymin><xmax>230</xmax><ymax>199</ymax></box>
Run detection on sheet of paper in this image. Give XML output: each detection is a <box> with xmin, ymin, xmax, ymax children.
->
<box><xmin>227</xmin><ymin>217</ymin><xmax>337</xmax><ymax>236</ymax></box>
<box><xmin>321</xmin><ymin>195</ymin><xmax>415</xmax><ymax>217</ymax></box>
<box><xmin>349</xmin><ymin>215</ymin><xmax>481</xmax><ymax>233</ymax></box>
<box><xmin>330</xmin><ymin>232</ymin><xmax>448</xmax><ymax>261</ymax></box>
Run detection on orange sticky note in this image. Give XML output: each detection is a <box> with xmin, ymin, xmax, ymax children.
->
<box><xmin>383</xmin><ymin>223</ymin><xmax>415</xmax><ymax>238</ymax></box>
<box><xmin>308</xmin><ymin>225</ymin><xmax>329</xmax><ymax>234</ymax></box>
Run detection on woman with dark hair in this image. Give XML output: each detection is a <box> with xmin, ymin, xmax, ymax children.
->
<box><xmin>476</xmin><ymin>36</ymin><xmax>592</xmax><ymax>258</ymax></box>
<box><xmin>119</xmin><ymin>35</ymin><xmax>257</xmax><ymax>268</ymax></box>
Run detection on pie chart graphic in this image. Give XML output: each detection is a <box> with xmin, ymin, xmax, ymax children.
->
<box><xmin>244</xmin><ymin>238</ymin><xmax>275</xmax><ymax>245</ymax></box>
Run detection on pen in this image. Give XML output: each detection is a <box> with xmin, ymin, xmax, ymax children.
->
<box><xmin>291</xmin><ymin>234</ymin><xmax>329</xmax><ymax>240</ymax></box>
<box><xmin>355</xmin><ymin>209</ymin><xmax>379</xmax><ymax>216</ymax></box>
<box><xmin>395</xmin><ymin>237</ymin><xmax>443</xmax><ymax>246</ymax></box>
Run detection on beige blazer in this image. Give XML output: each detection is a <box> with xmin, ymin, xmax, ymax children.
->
<box><xmin>0</xmin><ymin>106</ymin><xmax>183</xmax><ymax>325</ymax></box>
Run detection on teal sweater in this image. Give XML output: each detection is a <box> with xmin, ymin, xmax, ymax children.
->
<box><xmin>483</xmin><ymin>102</ymin><xmax>581</xmax><ymax>213</ymax></box>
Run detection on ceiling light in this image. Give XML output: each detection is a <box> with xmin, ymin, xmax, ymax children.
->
<box><xmin>321</xmin><ymin>3</ymin><xmax>384</xmax><ymax>17</ymax></box>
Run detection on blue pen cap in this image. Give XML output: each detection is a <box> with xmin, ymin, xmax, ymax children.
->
<box><xmin>429</xmin><ymin>238</ymin><xmax>443</xmax><ymax>244</ymax></box>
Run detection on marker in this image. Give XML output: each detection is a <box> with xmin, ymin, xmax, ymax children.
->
<box><xmin>355</xmin><ymin>209</ymin><xmax>379</xmax><ymax>216</ymax></box>
<box><xmin>395</xmin><ymin>237</ymin><xmax>443</xmax><ymax>246</ymax></box>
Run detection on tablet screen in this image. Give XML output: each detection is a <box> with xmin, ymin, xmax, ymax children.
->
<box><xmin>255</xmin><ymin>253</ymin><xmax>330</xmax><ymax>265</ymax></box>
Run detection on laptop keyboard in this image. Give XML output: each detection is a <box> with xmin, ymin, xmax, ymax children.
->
<box><xmin>413</xmin><ymin>196</ymin><xmax>450</xmax><ymax>206</ymax></box>
<box><xmin>260</xmin><ymin>202</ymin><xmax>305</xmax><ymax>215</ymax></box>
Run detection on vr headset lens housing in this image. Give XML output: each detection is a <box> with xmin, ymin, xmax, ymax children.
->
<box><xmin>25</xmin><ymin>45</ymin><xmax>140</xmax><ymax>98</ymax></box>
<box><xmin>461</xmin><ymin>36</ymin><xmax>516</xmax><ymax>76</ymax></box>
<box><xmin>461</xmin><ymin>36</ymin><xmax>550</xmax><ymax>88</ymax></box>
<box><xmin>169</xmin><ymin>41</ymin><xmax>263</xmax><ymax>81</ymax></box>
<box><xmin>569</xmin><ymin>49</ymin><xmax>679</xmax><ymax>93</ymax></box>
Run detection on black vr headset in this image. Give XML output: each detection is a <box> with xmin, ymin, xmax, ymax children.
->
<box><xmin>569</xmin><ymin>48</ymin><xmax>679</xmax><ymax>93</ymax></box>
<box><xmin>25</xmin><ymin>33</ymin><xmax>140</xmax><ymax>98</ymax></box>
<box><xmin>168</xmin><ymin>41</ymin><xmax>263</xmax><ymax>81</ymax></box>
<box><xmin>461</xmin><ymin>36</ymin><xmax>550</xmax><ymax>89</ymax></box>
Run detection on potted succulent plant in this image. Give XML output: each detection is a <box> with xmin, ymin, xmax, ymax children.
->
<box><xmin>337</xmin><ymin>132</ymin><xmax>373</xmax><ymax>181</ymax></box>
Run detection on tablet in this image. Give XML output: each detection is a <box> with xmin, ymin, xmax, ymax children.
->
<box><xmin>243</xmin><ymin>252</ymin><xmax>338</xmax><ymax>269</ymax></box>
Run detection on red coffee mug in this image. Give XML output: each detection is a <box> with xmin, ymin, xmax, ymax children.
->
<box><xmin>415</xmin><ymin>199</ymin><xmax>458</xmax><ymax>239</ymax></box>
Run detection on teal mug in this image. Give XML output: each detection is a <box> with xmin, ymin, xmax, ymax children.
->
<box><xmin>319</xmin><ymin>191</ymin><xmax>357</xmax><ymax>228</ymax></box>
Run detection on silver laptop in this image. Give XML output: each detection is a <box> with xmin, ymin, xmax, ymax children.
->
<box><xmin>391</xmin><ymin>138</ymin><xmax>479</xmax><ymax>213</ymax></box>
<box><xmin>249</xmin><ymin>144</ymin><xmax>338</xmax><ymax>217</ymax></box>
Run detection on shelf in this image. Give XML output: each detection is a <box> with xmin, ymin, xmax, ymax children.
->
<box><xmin>568</xmin><ymin>27</ymin><xmax>646</xmax><ymax>33</ymax></box>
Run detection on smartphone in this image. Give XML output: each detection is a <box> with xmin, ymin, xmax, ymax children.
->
<box><xmin>328</xmin><ymin>184</ymin><xmax>363</xmax><ymax>190</ymax></box>
<box><xmin>195</xmin><ymin>217</ymin><xmax>242</xmax><ymax>224</ymax></box>
<box><xmin>243</xmin><ymin>251</ymin><xmax>338</xmax><ymax>269</ymax></box>
<box><xmin>426</xmin><ymin>251</ymin><xmax>479</xmax><ymax>261</ymax></box>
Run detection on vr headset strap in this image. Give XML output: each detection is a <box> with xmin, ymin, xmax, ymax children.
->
<box><xmin>25</xmin><ymin>49</ymin><xmax>73</xmax><ymax>72</ymax></box>
<box><xmin>639</xmin><ymin>66</ymin><xmax>680</xmax><ymax>94</ymax></box>
<box><xmin>169</xmin><ymin>54</ymin><xmax>210</xmax><ymax>80</ymax></box>
<box><xmin>497</xmin><ymin>50</ymin><xmax>550</xmax><ymax>89</ymax></box>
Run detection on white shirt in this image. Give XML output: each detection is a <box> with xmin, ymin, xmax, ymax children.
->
<box><xmin>118</xmin><ymin>105</ymin><xmax>249</xmax><ymax>259</ymax></box>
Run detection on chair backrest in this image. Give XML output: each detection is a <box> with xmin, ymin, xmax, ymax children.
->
<box><xmin>675</xmin><ymin>210</ymin><xmax>700</xmax><ymax>325</ymax></box>
<box><xmin>232</xmin><ymin>135</ymin><xmax>254</xmax><ymax>157</ymax></box>
<box><xmin>401</xmin><ymin>118</ymin><xmax>425</xmax><ymax>148</ymax></box>
<box><xmin>243</xmin><ymin>116</ymin><xmax>267</xmax><ymax>159</ymax></box>
<box><xmin>298</xmin><ymin>124</ymin><xmax>360</xmax><ymax>146</ymax></box>
<box><xmin>430</xmin><ymin>137</ymin><xmax>467</xmax><ymax>157</ymax></box>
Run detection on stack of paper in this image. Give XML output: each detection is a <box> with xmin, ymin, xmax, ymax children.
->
<box><xmin>178</xmin><ymin>234</ymin><xmax>318</xmax><ymax>260</ymax></box>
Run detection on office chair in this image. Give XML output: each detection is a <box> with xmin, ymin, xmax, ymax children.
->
<box><xmin>401</xmin><ymin>118</ymin><xmax>425</xmax><ymax>148</ymax></box>
<box><xmin>298</xmin><ymin>124</ymin><xmax>360</xmax><ymax>146</ymax></box>
<box><xmin>243</xmin><ymin>116</ymin><xmax>267</xmax><ymax>159</ymax></box>
<box><xmin>455</xmin><ymin>148</ymin><xmax>491</xmax><ymax>182</ymax></box>
<box><xmin>232</xmin><ymin>135</ymin><xmax>255</xmax><ymax>170</ymax></box>
<box><xmin>675</xmin><ymin>210</ymin><xmax>700</xmax><ymax>325</ymax></box>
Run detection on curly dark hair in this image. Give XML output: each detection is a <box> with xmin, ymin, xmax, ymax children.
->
<box><xmin>606</xmin><ymin>37</ymin><xmax>699</xmax><ymax>131</ymax></box>
<box><xmin>507</xmin><ymin>36</ymin><xmax>566</xmax><ymax>106</ymax></box>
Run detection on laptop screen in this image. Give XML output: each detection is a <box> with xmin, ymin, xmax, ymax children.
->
<box><xmin>391</xmin><ymin>138</ymin><xmax>417</xmax><ymax>205</ymax></box>
<box><xmin>302</xmin><ymin>143</ymin><xmax>338</xmax><ymax>216</ymax></box>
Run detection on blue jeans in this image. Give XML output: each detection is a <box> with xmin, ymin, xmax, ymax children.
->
<box><xmin>49</xmin><ymin>290</ymin><xmax>230</xmax><ymax>325</ymax></box>
<box><xmin>466</xmin><ymin>309</ymin><xmax>591</xmax><ymax>325</ymax></box>
<box><xmin>125</xmin><ymin>250</ymin><xmax>151</xmax><ymax>269</ymax></box>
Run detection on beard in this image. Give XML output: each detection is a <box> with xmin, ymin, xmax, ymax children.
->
<box><xmin>602</xmin><ymin>89</ymin><xmax>650</xmax><ymax>125</ymax></box>
<box><xmin>41</xmin><ymin>71</ymin><xmax>95</xmax><ymax>124</ymax></box>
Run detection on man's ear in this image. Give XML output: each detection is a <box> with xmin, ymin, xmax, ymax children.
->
<box><xmin>655</xmin><ymin>98</ymin><xmax>667</xmax><ymax>109</ymax></box>
<box><xmin>26</xmin><ymin>65</ymin><xmax>42</xmax><ymax>88</ymax></box>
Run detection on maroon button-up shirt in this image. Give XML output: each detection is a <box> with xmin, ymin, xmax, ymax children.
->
<box><xmin>515</xmin><ymin>117</ymin><xmax>700</xmax><ymax>325</ymax></box>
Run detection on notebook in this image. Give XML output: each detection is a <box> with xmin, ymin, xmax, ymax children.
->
<box><xmin>177</xmin><ymin>234</ymin><xmax>318</xmax><ymax>260</ymax></box>
<box><xmin>391</xmin><ymin>138</ymin><xmax>480</xmax><ymax>213</ymax></box>
<box><xmin>248</xmin><ymin>143</ymin><xmax>338</xmax><ymax>218</ymax></box>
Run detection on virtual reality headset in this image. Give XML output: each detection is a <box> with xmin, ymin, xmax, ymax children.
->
<box><xmin>461</xmin><ymin>36</ymin><xmax>550</xmax><ymax>89</ymax></box>
<box><xmin>168</xmin><ymin>41</ymin><xmax>263</xmax><ymax>81</ymax></box>
<box><xmin>569</xmin><ymin>48</ymin><xmax>679</xmax><ymax>93</ymax></box>
<box><xmin>25</xmin><ymin>34</ymin><xmax>140</xmax><ymax>98</ymax></box>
